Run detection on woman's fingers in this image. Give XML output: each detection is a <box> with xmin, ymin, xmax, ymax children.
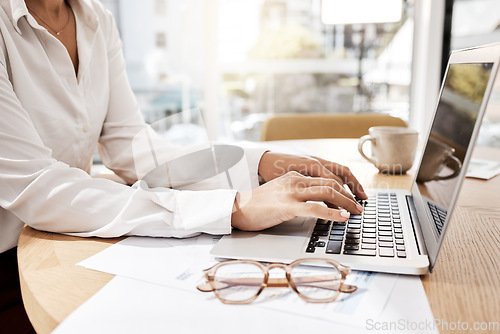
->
<box><xmin>313</xmin><ymin>157</ymin><xmax>368</xmax><ymax>200</ymax></box>
<box><xmin>296</xmin><ymin>186</ymin><xmax>363</xmax><ymax>214</ymax></box>
<box><xmin>257</xmin><ymin>152</ymin><xmax>367</xmax><ymax>201</ymax></box>
<box><xmin>232</xmin><ymin>170</ymin><xmax>365</xmax><ymax>232</ymax></box>
<box><xmin>285</xmin><ymin>172</ymin><xmax>358</xmax><ymax>204</ymax></box>
<box><xmin>293</xmin><ymin>156</ymin><xmax>345</xmax><ymax>184</ymax></box>
<box><xmin>296</xmin><ymin>202</ymin><xmax>351</xmax><ymax>223</ymax></box>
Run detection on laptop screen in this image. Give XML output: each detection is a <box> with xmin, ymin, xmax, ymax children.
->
<box><xmin>415</xmin><ymin>62</ymin><xmax>494</xmax><ymax>235</ymax></box>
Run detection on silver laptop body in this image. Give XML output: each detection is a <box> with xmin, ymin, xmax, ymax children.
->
<box><xmin>211</xmin><ymin>43</ymin><xmax>500</xmax><ymax>275</ymax></box>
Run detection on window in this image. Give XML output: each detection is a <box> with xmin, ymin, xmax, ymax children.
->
<box><xmin>450</xmin><ymin>0</ymin><xmax>500</xmax><ymax>147</ymax></box>
<box><xmin>155</xmin><ymin>0</ymin><xmax>167</xmax><ymax>15</ymax></box>
<box><xmin>155</xmin><ymin>32</ymin><xmax>167</xmax><ymax>48</ymax></box>
<box><xmin>101</xmin><ymin>0</ymin><xmax>414</xmax><ymax>142</ymax></box>
<box><xmin>220</xmin><ymin>0</ymin><xmax>413</xmax><ymax>141</ymax></box>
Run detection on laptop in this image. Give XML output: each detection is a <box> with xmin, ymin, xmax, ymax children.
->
<box><xmin>211</xmin><ymin>43</ymin><xmax>500</xmax><ymax>275</ymax></box>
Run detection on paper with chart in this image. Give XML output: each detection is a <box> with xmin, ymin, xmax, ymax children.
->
<box><xmin>78</xmin><ymin>235</ymin><xmax>399</xmax><ymax>327</ymax></box>
<box><xmin>53</xmin><ymin>275</ymin><xmax>361</xmax><ymax>334</ymax></box>
<box><xmin>54</xmin><ymin>270</ymin><xmax>436</xmax><ymax>334</ymax></box>
<box><xmin>466</xmin><ymin>158</ymin><xmax>500</xmax><ymax>179</ymax></box>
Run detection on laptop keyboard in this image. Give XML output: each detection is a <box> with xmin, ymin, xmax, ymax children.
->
<box><xmin>306</xmin><ymin>193</ymin><xmax>407</xmax><ymax>258</ymax></box>
<box><xmin>427</xmin><ymin>202</ymin><xmax>446</xmax><ymax>235</ymax></box>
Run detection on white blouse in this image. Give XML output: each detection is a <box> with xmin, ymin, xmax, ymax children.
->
<box><xmin>0</xmin><ymin>0</ymin><xmax>265</xmax><ymax>253</ymax></box>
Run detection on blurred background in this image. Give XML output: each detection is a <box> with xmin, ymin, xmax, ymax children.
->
<box><xmin>99</xmin><ymin>0</ymin><xmax>500</xmax><ymax>146</ymax></box>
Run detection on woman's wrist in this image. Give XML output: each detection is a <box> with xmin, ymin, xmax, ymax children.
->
<box><xmin>231</xmin><ymin>190</ymin><xmax>253</xmax><ymax>230</ymax></box>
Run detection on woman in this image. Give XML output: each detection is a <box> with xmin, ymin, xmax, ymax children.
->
<box><xmin>0</xmin><ymin>0</ymin><xmax>366</xmax><ymax>332</ymax></box>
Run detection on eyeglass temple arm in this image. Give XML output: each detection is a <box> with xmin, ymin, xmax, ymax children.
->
<box><xmin>197</xmin><ymin>277</ymin><xmax>288</xmax><ymax>292</ymax></box>
<box><xmin>197</xmin><ymin>276</ymin><xmax>357</xmax><ymax>293</ymax></box>
<box><xmin>290</xmin><ymin>276</ymin><xmax>357</xmax><ymax>293</ymax></box>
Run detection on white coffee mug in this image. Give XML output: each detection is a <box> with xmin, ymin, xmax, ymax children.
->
<box><xmin>358</xmin><ymin>126</ymin><xmax>418</xmax><ymax>174</ymax></box>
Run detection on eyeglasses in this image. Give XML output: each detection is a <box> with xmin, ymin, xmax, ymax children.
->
<box><xmin>197</xmin><ymin>258</ymin><xmax>357</xmax><ymax>304</ymax></box>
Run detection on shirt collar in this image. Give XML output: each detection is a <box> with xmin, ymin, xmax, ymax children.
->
<box><xmin>4</xmin><ymin>0</ymin><xmax>29</xmax><ymax>35</ymax></box>
<box><xmin>3</xmin><ymin>0</ymin><xmax>99</xmax><ymax>35</ymax></box>
<box><xmin>70</xmin><ymin>0</ymin><xmax>98</xmax><ymax>33</ymax></box>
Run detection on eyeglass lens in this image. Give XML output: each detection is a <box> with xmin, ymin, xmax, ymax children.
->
<box><xmin>214</xmin><ymin>262</ymin><xmax>265</xmax><ymax>302</ymax></box>
<box><xmin>290</xmin><ymin>260</ymin><xmax>342</xmax><ymax>300</ymax></box>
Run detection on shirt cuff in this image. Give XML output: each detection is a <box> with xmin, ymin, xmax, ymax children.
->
<box><xmin>241</xmin><ymin>146</ymin><xmax>269</xmax><ymax>189</ymax></box>
<box><xmin>172</xmin><ymin>188</ymin><xmax>237</xmax><ymax>235</ymax></box>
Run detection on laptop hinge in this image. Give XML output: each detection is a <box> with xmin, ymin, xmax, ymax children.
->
<box><xmin>405</xmin><ymin>195</ymin><xmax>426</xmax><ymax>256</ymax></box>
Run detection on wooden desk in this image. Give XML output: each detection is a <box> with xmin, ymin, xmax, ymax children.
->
<box><xmin>18</xmin><ymin>139</ymin><xmax>500</xmax><ymax>333</ymax></box>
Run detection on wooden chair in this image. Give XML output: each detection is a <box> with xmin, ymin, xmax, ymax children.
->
<box><xmin>260</xmin><ymin>113</ymin><xmax>407</xmax><ymax>141</ymax></box>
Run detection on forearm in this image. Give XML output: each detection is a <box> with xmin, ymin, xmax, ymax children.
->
<box><xmin>3</xmin><ymin>159</ymin><xmax>236</xmax><ymax>238</ymax></box>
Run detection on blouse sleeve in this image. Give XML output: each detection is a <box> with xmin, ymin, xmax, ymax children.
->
<box><xmin>0</xmin><ymin>7</ymin><xmax>260</xmax><ymax>239</ymax></box>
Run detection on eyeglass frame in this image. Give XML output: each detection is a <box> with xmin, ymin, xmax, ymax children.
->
<box><xmin>197</xmin><ymin>258</ymin><xmax>357</xmax><ymax>304</ymax></box>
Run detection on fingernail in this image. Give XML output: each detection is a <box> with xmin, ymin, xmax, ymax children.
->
<box><xmin>356</xmin><ymin>204</ymin><xmax>363</xmax><ymax>212</ymax></box>
<box><xmin>340</xmin><ymin>210</ymin><xmax>350</xmax><ymax>218</ymax></box>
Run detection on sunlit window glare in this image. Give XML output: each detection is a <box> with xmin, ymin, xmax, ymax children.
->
<box><xmin>321</xmin><ymin>0</ymin><xmax>403</xmax><ymax>25</ymax></box>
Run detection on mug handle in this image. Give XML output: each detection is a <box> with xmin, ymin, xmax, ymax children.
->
<box><xmin>358</xmin><ymin>135</ymin><xmax>377</xmax><ymax>166</ymax></box>
<box><xmin>433</xmin><ymin>154</ymin><xmax>462</xmax><ymax>181</ymax></box>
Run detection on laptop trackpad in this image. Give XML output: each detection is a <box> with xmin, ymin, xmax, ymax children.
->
<box><xmin>260</xmin><ymin>216</ymin><xmax>308</xmax><ymax>236</ymax></box>
<box><xmin>211</xmin><ymin>217</ymin><xmax>312</xmax><ymax>262</ymax></box>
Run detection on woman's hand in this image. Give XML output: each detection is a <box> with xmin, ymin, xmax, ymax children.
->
<box><xmin>231</xmin><ymin>171</ymin><xmax>364</xmax><ymax>231</ymax></box>
<box><xmin>257</xmin><ymin>152</ymin><xmax>367</xmax><ymax>200</ymax></box>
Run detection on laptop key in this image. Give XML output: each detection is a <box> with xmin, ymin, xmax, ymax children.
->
<box><xmin>344</xmin><ymin>244</ymin><xmax>359</xmax><ymax>251</ymax></box>
<box><xmin>379</xmin><ymin>248</ymin><xmax>394</xmax><ymax>257</ymax></box>
<box><xmin>378</xmin><ymin>242</ymin><xmax>394</xmax><ymax>248</ymax></box>
<box><xmin>362</xmin><ymin>238</ymin><xmax>376</xmax><ymax>244</ymax></box>
<box><xmin>344</xmin><ymin>238</ymin><xmax>360</xmax><ymax>245</ymax></box>
<box><xmin>361</xmin><ymin>243</ymin><xmax>376</xmax><ymax>250</ymax></box>
<box><xmin>343</xmin><ymin>249</ymin><xmax>377</xmax><ymax>256</ymax></box>
<box><xmin>331</xmin><ymin>225</ymin><xmax>346</xmax><ymax>230</ymax></box>
<box><xmin>326</xmin><ymin>241</ymin><xmax>342</xmax><ymax>254</ymax></box>
<box><xmin>329</xmin><ymin>235</ymin><xmax>344</xmax><ymax>241</ymax></box>
<box><xmin>306</xmin><ymin>246</ymin><xmax>315</xmax><ymax>253</ymax></box>
<box><xmin>313</xmin><ymin>231</ymin><xmax>329</xmax><ymax>237</ymax></box>
<box><xmin>396</xmin><ymin>245</ymin><xmax>405</xmax><ymax>251</ymax></box>
<box><xmin>397</xmin><ymin>251</ymin><xmax>407</xmax><ymax>258</ymax></box>
<box><xmin>379</xmin><ymin>236</ymin><xmax>393</xmax><ymax>242</ymax></box>
<box><xmin>316</xmin><ymin>219</ymin><xmax>331</xmax><ymax>225</ymax></box>
<box><xmin>314</xmin><ymin>224</ymin><xmax>330</xmax><ymax>231</ymax></box>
